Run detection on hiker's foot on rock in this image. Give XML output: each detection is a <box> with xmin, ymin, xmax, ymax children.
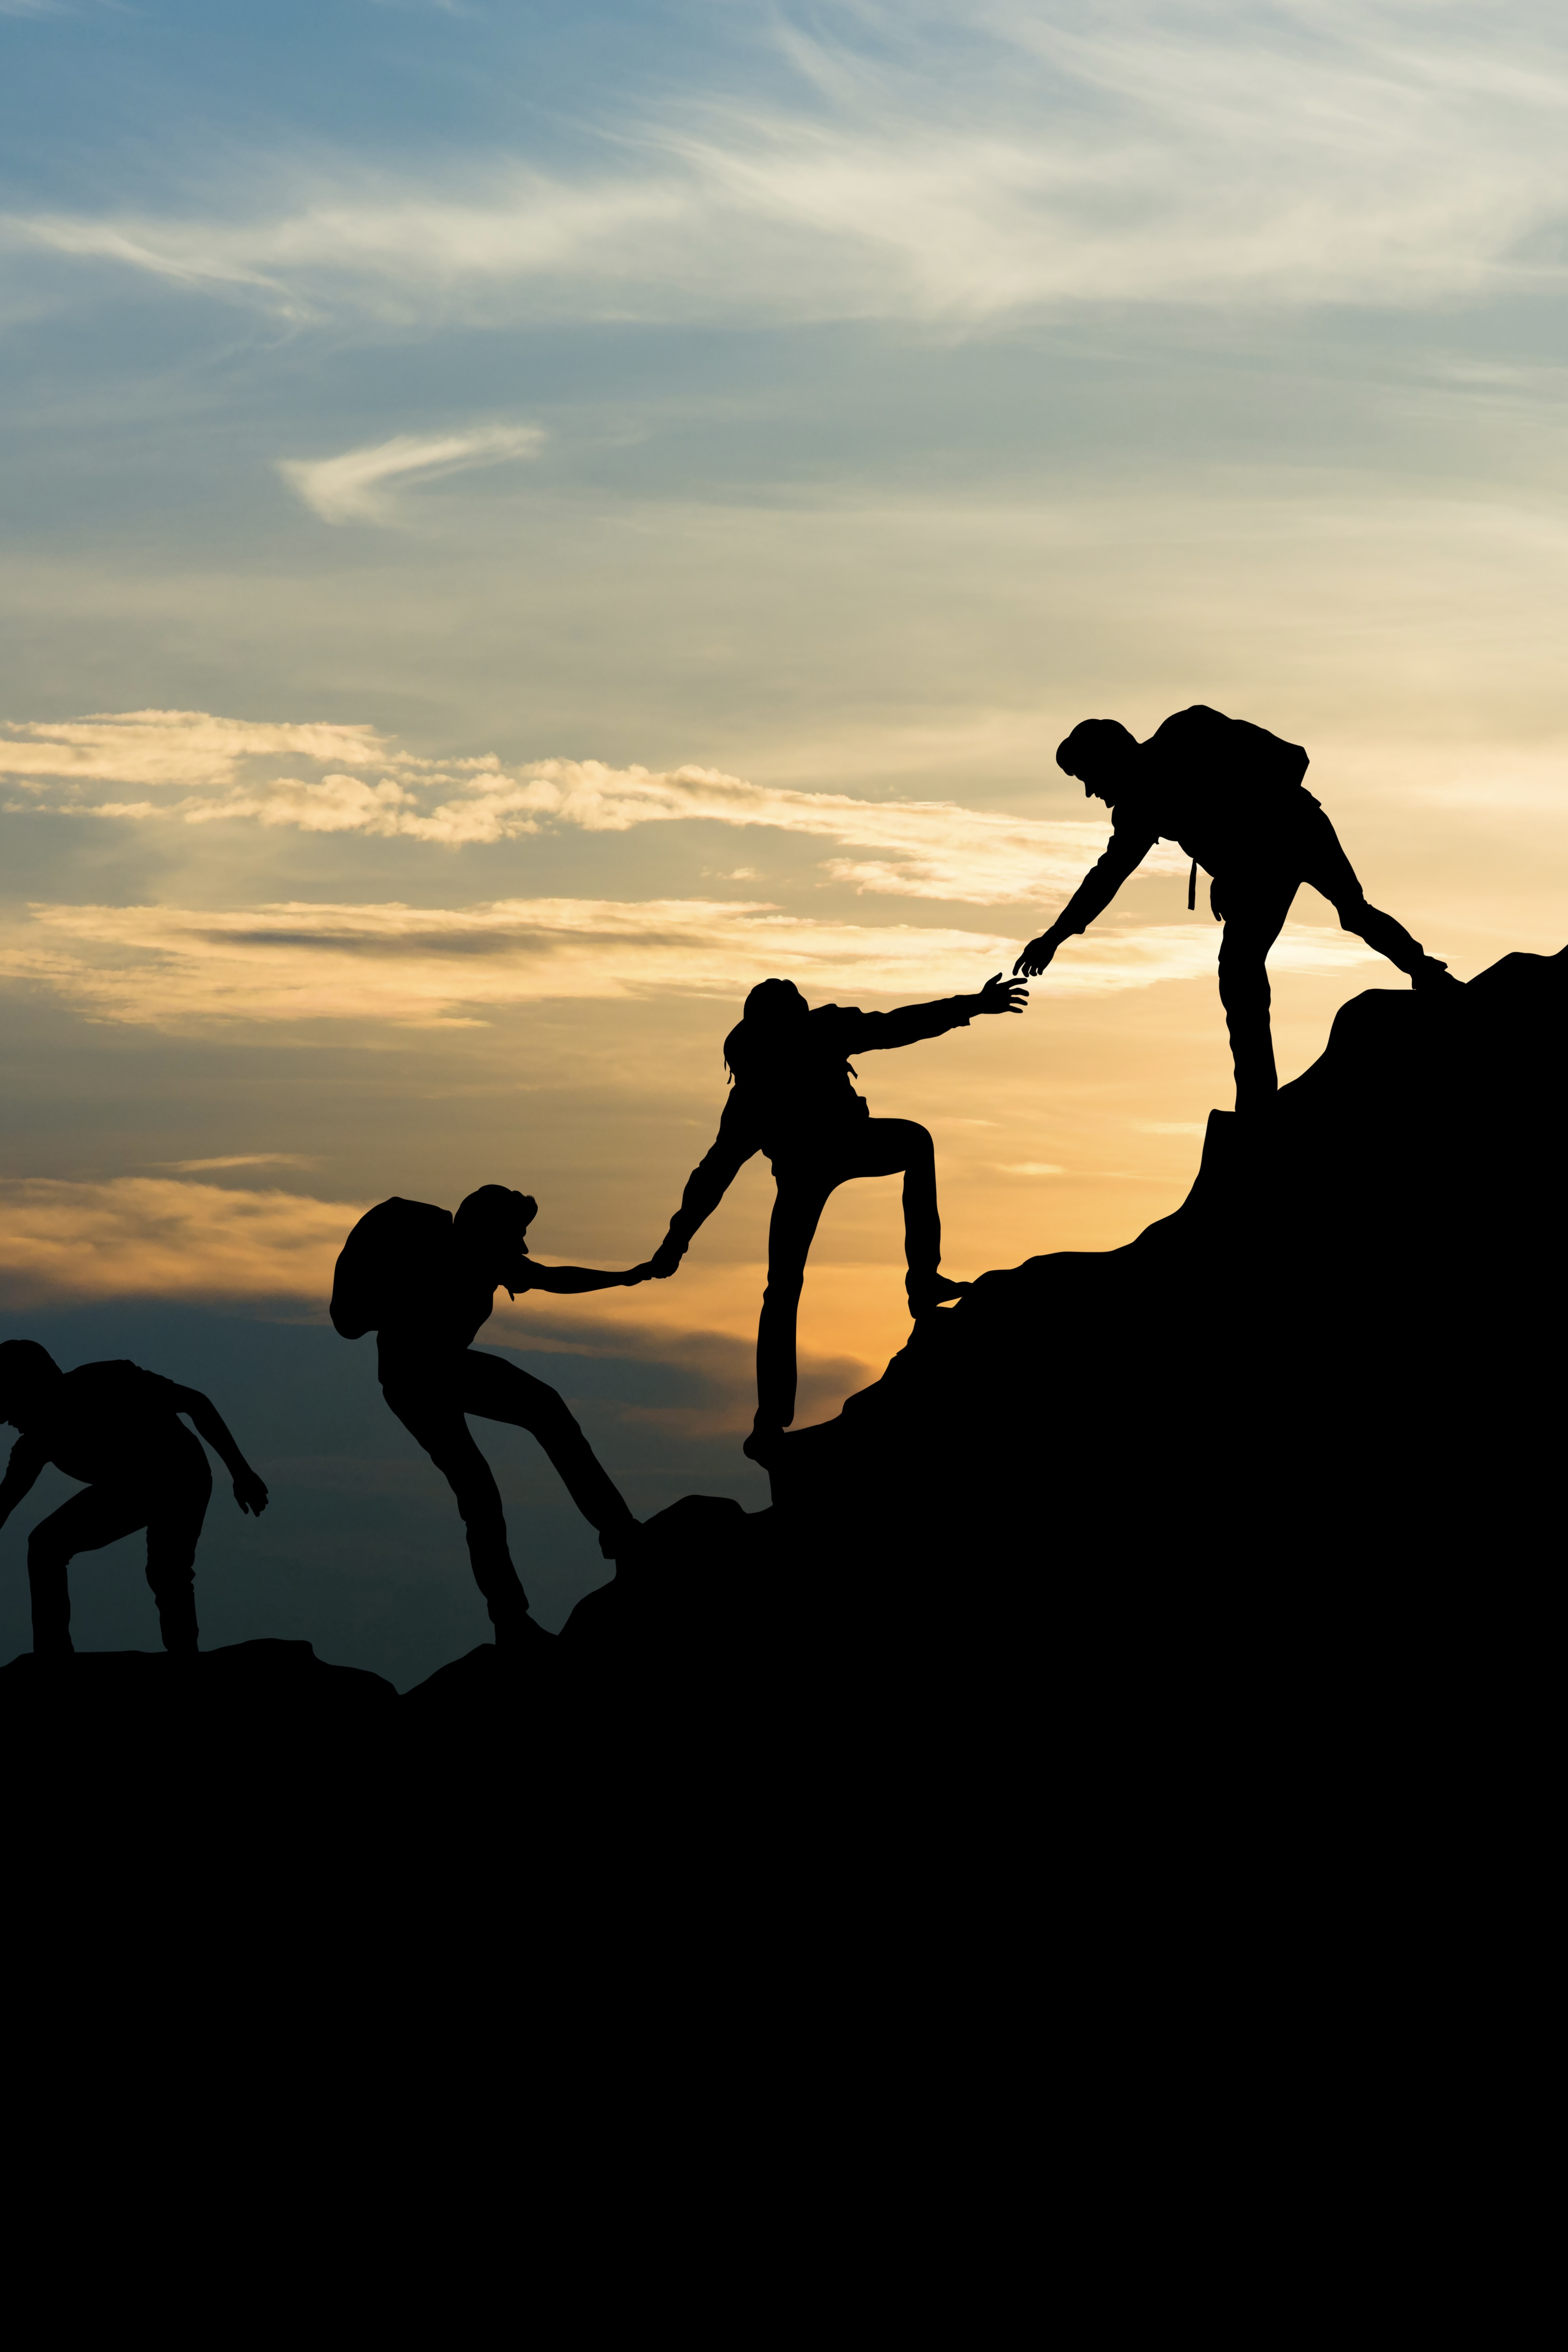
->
<box><xmin>598</xmin><ymin>1517</ymin><xmax>643</xmax><ymax>1561</ymax></box>
<box><xmin>743</xmin><ymin>1421</ymin><xmax>786</xmax><ymax>1463</ymax></box>
<box><xmin>907</xmin><ymin>1273</ymin><xmax>971</xmax><ymax>1316</ymax></box>
<box><xmin>1412</xmin><ymin>955</ymin><xmax>1463</xmax><ymax>992</ymax></box>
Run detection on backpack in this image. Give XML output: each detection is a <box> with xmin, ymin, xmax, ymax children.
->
<box><xmin>330</xmin><ymin>1198</ymin><xmax>453</xmax><ymax>1339</ymax></box>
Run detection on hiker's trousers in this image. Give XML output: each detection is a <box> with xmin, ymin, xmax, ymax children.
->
<box><xmin>381</xmin><ymin>1349</ymin><xmax>631</xmax><ymax>1628</ymax></box>
<box><xmin>1213</xmin><ymin>810</ymin><xmax>1427</xmax><ymax>1109</ymax></box>
<box><xmin>758</xmin><ymin>1117</ymin><xmax>940</xmax><ymax>1431</ymax></box>
<box><xmin>27</xmin><ymin>1431</ymin><xmax>211</xmax><ymax>1655</ymax></box>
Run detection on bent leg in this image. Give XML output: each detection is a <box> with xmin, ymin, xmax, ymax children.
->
<box><xmin>384</xmin><ymin>1381</ymin><xmax>530</xmax><ymax>1629</ymax></box>
<box><xmin>841</xmin><ymin>1117</ymin><xmax>943</xmax><ymax>1296</ymax></box>
<box><xmin>1299</xmin><ymin>814</ymin><xmax>1430</xmax><ymax>976</ymax></box>
<box><xmin>456</xmin><ymin>1351</ymin><xmax>636</xmax><ymax>1551</ymax></box>
<box><xmin>143</xmin><ymin>1440</ymin><xmax>213</xmax><ymax>1655</ymax></box>
<box><xmin>757</xmin><ymin>1177</ymin><xmax>833</xmax><ymax>1431</ymax></box>
<box><xmin>27</xmin><ymin>1484</ymin><xmax>152</xmax><ymax>1656</ymax></box>
<box><xmin>1216</xmin><ymin>877</ymin><xmax>1298</xmax><ymax>1112</ymax></box>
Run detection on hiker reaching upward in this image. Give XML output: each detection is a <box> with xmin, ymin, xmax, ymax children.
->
<box><xmin>0</xmin><ymin>1340</ymin><xmax>268</xmax><ymax>1657</ymax></box>
<box><xmin>1014</xmin><ymin>706</ymin><xmax>1460</xmax><ymax>1111</ymax></box>
<box><xmin>332</xmin><ymin>1186</ymin><xmax>652</xmax><ymax>1646</ymax></box>
<box><xmin>649</xmin><ymin>973</ymin><xmax>1027</xmax><ymax>1458</ymax></box>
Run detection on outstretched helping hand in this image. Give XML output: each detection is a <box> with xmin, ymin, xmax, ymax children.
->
<box><xmin>1012</xmin><ymin>934</ymin><xmax>1059</xmax><ymax>979</ymax></box>
<box><xmin>232</xmin><ymin>1467</ymin><xmax>269</xmax><ymax>1518</ymax></box>
<box><xmin>648</xmin><ymin>1236</ymin><xmax>684</xmax><ymax>1280</ymax></box>
<box><xmin>975</xmin><ymin>972</ymin><xmax>1029</xmax><ymax>1015</ymax></box>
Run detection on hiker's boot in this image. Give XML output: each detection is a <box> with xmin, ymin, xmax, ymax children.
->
<box><xmin>1411</xmin><ymin>955</ymin><xmax>1464</xmax><ymax>993</ymax></box>
<box><xmin>742</xmin><ymin>1417</ymin><xmax>786</xmax><ymax>1465</ymax></box>
<box><xmin>906</xmin><ymin>1272</ymin><xmax>971</xmax><ymax>1317</ymax></box>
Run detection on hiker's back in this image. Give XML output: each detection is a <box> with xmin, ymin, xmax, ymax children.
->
<box><xmin>332</xmin><ymin>1197</ymin><xmax>499</xmax><ymax>1374</ymax></box>
<box><xmin>1138</xmin><ymin>705</ymin><xmax>1316</xmax><ymax>865</ymax></box>
<box><xmin>723</xmin><ymin>1006</ymin><xmax>868</xmax><ymax>1159</ymax></box>
<box><xmin>37</xmin><ymin>1360</ymin><xmax>190</xmax><ymax>1485</ymax></box>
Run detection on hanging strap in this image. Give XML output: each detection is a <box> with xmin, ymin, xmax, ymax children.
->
<box><xmin>1188</xmin><ymin>856</ymin><xmax>1198</xmax><ymax>911</ymax></box>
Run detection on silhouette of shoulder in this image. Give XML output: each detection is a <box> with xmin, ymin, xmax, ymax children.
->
<box><xmin>24</xmin><ymin>1360</ymin><xmax>192</xmax><ymax>1484</ymax></box>
<box><xmin>1141</xmin><ymin>706</ymin><xmax>1311</xmax><ymax>793</ymax></box>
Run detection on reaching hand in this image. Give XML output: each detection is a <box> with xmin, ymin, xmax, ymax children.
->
<box><xmin>975</xmin><ymin>971</ymin><xmax>1029</xmax><ymax>1016</ymax></box>
<box><xmin>624</xmin><ymin>1262</ymin><xmax>659</xmax><ymax>1285</ymax></box>
<box><xmin>233</xmin><ymin>1468</ymin><xmax>269</xmax><ymax>1519</ymax></box>
<box><xmin>1013</xmin><ymin>934</ymin><xmax>1058</xmax><ymax>979</ymax></box>
<box><xmin>649</xmin><ymin>1237</ymin><xmax>684</xmax><ymax>1279</ymax></box>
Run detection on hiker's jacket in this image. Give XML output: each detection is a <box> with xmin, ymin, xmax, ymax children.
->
<box><xmin>1055</xmin><ymin>704</ymin><xmax>1318</xmax><ymax>939</ymax></box>
<box><xmin>375</xmin><ymin>1233</ymin><xmax>529</xmax><ymax>1382</ymax></box>
<box><xmin>666</xmin><ymin>994</ymin><xmax>978</xmax><ymax>1248</ymax></box>
<box><xmin>5</xmin><ymin>1361</ymin><xmax>199</xmax><ymax>1491</ymax></box>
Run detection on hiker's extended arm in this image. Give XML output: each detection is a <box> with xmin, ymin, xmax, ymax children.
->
<box><xmin>0</xmin><ymin>1436</ymin><xmax>46</xmax><ymax>1533</ymax></box>
<box><xmin>517</xmin><ymin>1262</ymin><xmax>654</xmax><ymax>1294</ymax></box>
<box><xmin>650</xmin><ymin>1094</ymin><xmax>761</xmax><ymax>1276</ymax></box>
<box><xmin>850</xmin><ymin>974</ymin><xmax>1026</xmax><ymax>1053</ymax></box>
<box><xmin>1014</xmin><ymin>826</ymin><xmax>1157</xmax><ymax>976</ymax></box>
<box><xmin>172</xmin><ymin>1388</ymin><xmax>269</xmax><ymax>1518</ymax></box>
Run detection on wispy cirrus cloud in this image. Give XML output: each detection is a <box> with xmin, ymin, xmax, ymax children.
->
<box><xmin>0</xmin><ymin>709</ymin><xmax>1181</xmax><ymax>905</ymax></box>
<box><xmin>0</xmin><ymin>898</ymin><xmax>1379</xmax><ymax>1031</ymax></box>
<box><xmin>8</xmin><ymin>5</ymin><xmax>1568</xmax><ymax>326</ymax></box>
<box><xmin>276</xmin><ymin>423</ymin><xmax>544</xmax><ymax>523</ymax></box>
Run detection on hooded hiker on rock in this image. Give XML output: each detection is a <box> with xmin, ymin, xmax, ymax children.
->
<box><xmin>649</xmin><ymin>973</ymin><xmax>1027</xmax><ymax>1458</ymax></box>
<box><xmin>1015</xmin><ymin>706</ymin><xmax>1461</xmax><ymax>1112</ymax></box>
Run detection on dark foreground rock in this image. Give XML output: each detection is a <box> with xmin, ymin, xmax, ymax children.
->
<box><xmin>4</xmin><ymin>950</ymin><xmax>1561</xmax><ymax>1859</ymax></box>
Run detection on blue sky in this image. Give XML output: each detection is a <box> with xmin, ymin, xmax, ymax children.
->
<box><xmin>2</xmin><ymin>2</ymin><xmax>1566</xmax><ymax>1677</ymax></box>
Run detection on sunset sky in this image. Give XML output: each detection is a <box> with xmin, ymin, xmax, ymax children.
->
<box><xmin>3</xmin><ymin>2</ymin><xmax>1566</xmax><ymax>1679</ymax></box>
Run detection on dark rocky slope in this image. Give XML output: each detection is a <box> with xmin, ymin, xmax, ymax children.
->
<box><xmin>5</xmin><ymin>948</ymin><xmax>1560</xmax><ymax>1839</ymax></box>
<box><xmin>573</xmin><ymin>944</ymin><xmax>1564</xmax><ymax>1683</ymax></box>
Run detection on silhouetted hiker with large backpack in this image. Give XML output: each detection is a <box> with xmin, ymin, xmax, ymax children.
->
<box><xmin>0</xmin><ymin>1340</ymin><xmax>269</xmax><ymax>1657</ymax></box>
<box><xmin>1014</xmin><ymin>706</ymin><xmax>1461</xmax><ymax>1111</ymax></box>
<box><xmin>649</xmin><ymin>974</ymin><xmax>1027</xmax><ymax>1457</ymax></box>
<box><xmin>332</xmin><ymin>1186</ymin><xmax>652</xmax><ymax>1646</ymax></box>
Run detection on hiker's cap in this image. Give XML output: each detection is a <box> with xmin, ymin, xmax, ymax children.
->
<box><xmin>742</xmin><ymin>977</ymin><xmax>808</xmax><ymax>1025</ymax></box>
<box><xmin>1057</xmin><ymin>718</ymin><xmax>1139</xmax><ymax>779</ymax></box>
<box><xmin>455</xmin><ymin>1186</ymin><xmax>538</xmax><ymax>1245</ymax></box>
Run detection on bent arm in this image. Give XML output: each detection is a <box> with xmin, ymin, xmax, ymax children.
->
<box><xmin>0</xmin><ymin>1435</ymin><xmax>47</xmax><ymax>1533</ymax></box>
<box><xmin>173</xmin><ymin>1389</ymin><xmax>268</xmax><ymax>1515</ymax></box>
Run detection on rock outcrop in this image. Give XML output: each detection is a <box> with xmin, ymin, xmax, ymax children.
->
<box><xmin>5</xmin><ymin>949</ymin><xmax>1561</xmax><ymax>1842</ymax></box>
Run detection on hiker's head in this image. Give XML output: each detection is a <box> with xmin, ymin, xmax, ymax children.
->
<box><xmin>742</xmin><ymin>978</ymin><xmax>808</xmax><ymax>1029</ymax></box>
<box><xmin>0</xmin><ymin>1339</ymin><xmax>63</xmax><ymax>1429</ymax></box>
<box><xmin>1057</xmin><ymin>719</ymin><xmax>1140</xmax><ymax>805</ymax></box>
<box><xmin>455</xmin><ymin>1186</ymin><xmax>539</xmax><ymax>1266</ymax></box>
<box><xmin>724</xmin><ymin>977</ymin><xmax>809</xmax><ymax>1081</ymax></box>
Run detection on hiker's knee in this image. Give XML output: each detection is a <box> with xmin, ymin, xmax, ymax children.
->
<box><xmin>1217</xmin><ymin>942</ymin><xmax>1268</xmax><ymax>1006</ymax></box>
<box><xmin>27</xmin><ymin>1526</ymin><xmax>68</xmax><ymax>1573</ymax></box>
<box><xmin>762</xmin><ymin>1265</ymin><xmax>806</xmax><ymax>1309</ymax></box>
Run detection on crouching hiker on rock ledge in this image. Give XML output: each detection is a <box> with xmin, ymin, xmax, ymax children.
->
<box><xmin>0</xmin><ymin>1339</ymin><xmax>269</xmax><ymax>1658</ymax></box>
<box><xmin>332</xmin><ymin>1185</ymin><xmax>653</xmax><ymax>1649</ymax></box>
<box><xmin>648</xmin><ymin>973</ymin><xmax>1027</xmax><ymax>1461</ymax></box>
